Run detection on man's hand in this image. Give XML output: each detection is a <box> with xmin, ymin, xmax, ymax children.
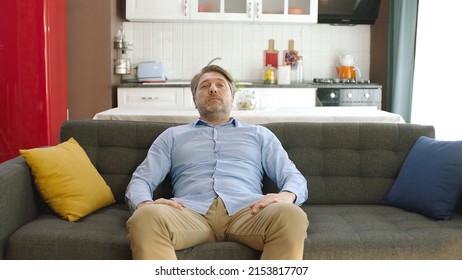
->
<box><xmin>249</xmin><ymin>191</ymin><xmax>296</xmax><ymax>215</ymax></box>
<box><xmin>136</xmin><ymin>198</ymin><xmax>184</xmax><ymax>210</ymax></box>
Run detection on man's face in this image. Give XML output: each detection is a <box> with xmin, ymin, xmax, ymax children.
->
<box><xmin>193</xmin><ymin>71</ymin><xmax>234</xmax><ymax>115</ymax></box>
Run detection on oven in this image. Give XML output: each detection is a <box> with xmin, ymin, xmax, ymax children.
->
<box><xmin>313</xmin><ymin>78</ymin><xmax>382</xmax><ymax>108</ymax></box>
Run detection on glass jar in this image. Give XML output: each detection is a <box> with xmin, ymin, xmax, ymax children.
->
<box><xmin>236</xmin><ymin>90</ymin><xmax>257</xmax><ymax>110</ymax></box>
<box><xmin>262</xmin><ymin>65</ymin><xmax>277</xmax><ymax>84</ymax></box>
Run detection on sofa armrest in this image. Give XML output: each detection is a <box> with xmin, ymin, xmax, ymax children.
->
<box><xmin>0</xmin><ymin>156</ymin><xmax>39</xmax><ymax>259</ymax></box>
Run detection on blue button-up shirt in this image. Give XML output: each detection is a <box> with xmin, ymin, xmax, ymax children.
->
<box><xmin>125</xmin><ymin>118</ymin><xmax>308</xmax><ymax>216</ymax></box>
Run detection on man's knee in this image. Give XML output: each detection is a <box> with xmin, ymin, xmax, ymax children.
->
<box><xmin>127</xmin><ymin>204</ymin><xmax>172</xmax><ymax>231</ymax></box>
<box><xmin>265</xmin><ymin>203</ymin><xmax>309</xmax><ymax>231</ymax></box>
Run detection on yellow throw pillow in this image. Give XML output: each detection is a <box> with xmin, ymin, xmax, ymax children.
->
<box><xmin>19</xmin><ymin>137</ymin><xmax>115</xmax><ymax>222</ymax></box>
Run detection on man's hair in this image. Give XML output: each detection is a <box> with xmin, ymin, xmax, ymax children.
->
<box><xmin>190</xmin><ymin>65</ymin><xmax>236</xmax><ymax>98</ymax></box>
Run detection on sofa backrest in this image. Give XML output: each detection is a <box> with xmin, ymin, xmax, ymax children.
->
<box><xmin>262</xmin><ymin>122</ymin><xmax>435</xmax><ymax>205</ymax></box>
<box><xmin>60</xmin><ymin>120</ymin><xmax>435</xmax><ymax>205</ymax></box>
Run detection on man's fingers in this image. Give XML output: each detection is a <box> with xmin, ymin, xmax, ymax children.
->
<box><xmin>249</xmin><ymin>193</ymin><xmax>294</xmax><ymax>215</ymax></box>
<box><xmin>154</xmin><ymin>198</ymin><xmax>184</xmax><ymax>210</ymax></box>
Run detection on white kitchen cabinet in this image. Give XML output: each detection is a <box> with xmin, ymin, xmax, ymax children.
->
<box><xmin>183</xmin><ymin>87</ymin><xmax>316</xmax><ymax>109</ymax></box>
<box><xmin>184</xmin><ymin>87</ymin><xmax>196</xmax><ymax>108</ymax></box>
<box><xmin>249</xmin><ymin>88</ymin><xmax>316</xmax><ymax>109</ymax></box>
<box><xmin>117</xmin><ymin>87</ymin><xmax>185</xmax><ymax>108</ymax></box>
<box><xmin>119</xmin><ymin>86</ymin><xmax>316</xmax><ymax>109</ymax></box>
<box><xmin>190</xmin><ymin>0</ymin><xmax>318</xmax><ymax>23</ymax></box>
<box><xmin>126</xmin><ymin>0</ymin><xmax>190</xmax><ymax>21</ymax></box>
<box><xmin>257</xmin><ymin>0</ymin><xmax>318</xmax><ymax>23</ymax></box>
<box><xmin>190</xmin><ymin>0</ymin><xmax>250</xmax><ymax>21</ymax></box>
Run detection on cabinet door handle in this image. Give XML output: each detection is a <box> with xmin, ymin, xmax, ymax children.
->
<box><xmin>184</xmin><ymin>0</ymin><xmax>188</xmax><ymax>16</ymax></box>
<box><xmin>248</xmin><ymin>1</ymin><xmax>253</xmax><ymax>18</ymax></box>
<box><xmin>255</xmin><ymin>1</ymin><xmax>260</xmax><ymax>19</ymax></box>
<box><xmin>141</xmin><ymin>97</ymin><xmax>159</xmax><ymax>100</ymax></box>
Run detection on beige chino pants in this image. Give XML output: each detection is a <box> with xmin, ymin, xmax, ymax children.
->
<box><xmin>126</xmin><ymin>197</ymin><xmax>309</xmax><ymax>260</ymax></box>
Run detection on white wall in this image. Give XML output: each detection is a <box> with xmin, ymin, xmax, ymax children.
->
<box><xmin>412</xmin><ymin>0</ymin><xmax>462</xmax><ymax>140</ymax></box>
<box><xmin>122</xmin><ymin>21</ymin><xmax>371</xmax><ymax>82</ymax></box>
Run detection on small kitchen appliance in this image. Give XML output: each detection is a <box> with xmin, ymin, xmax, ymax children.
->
<box><xmin>137</xmin><ymin>61</ymin><xmax>167</xmax><ymax>82</ymax></box>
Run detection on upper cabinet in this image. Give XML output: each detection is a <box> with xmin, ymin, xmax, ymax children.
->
<box><xmin>258</xmin><ymin>0</ymin><xmax>318</xmax><ymax>23</ymax></box>
<box><xmin>126</xmin><ymin>0</ymin><xmax>318</xmax><ymax>23</ymax></box>
<box><xmin>126</xmin><ymin>0</ymin><xmax>190</xmax><ymax>21</ymax></box>
<box><xmin>190</xmin><ymin>0</ymin><xmax>317</xmax><ymax>23</ymax></box>
<box><xmin>190</xmin><ymin>0</ymin><xmax>250</xmax><ymax>21</ymax></box>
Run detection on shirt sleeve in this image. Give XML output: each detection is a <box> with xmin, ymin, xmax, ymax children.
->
<box><xmin>259</xmin><ymin>126</ymin><xmax>308</xmax><ymax>205</ymax></box>
<box><xmin>125</xmin><ymin>128</ymin><xmax>173</xmax><ymax>212</ymax></box>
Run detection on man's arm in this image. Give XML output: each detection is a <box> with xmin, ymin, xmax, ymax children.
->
<box><xmin>259</xmin><ymin>126</ymin><xmax>308</xmax><ymax>206</ymax></box>
<box><xmin>125</xmin><ymin>129</ymin><xmax>173</xmax><ymax>212</ymax></box>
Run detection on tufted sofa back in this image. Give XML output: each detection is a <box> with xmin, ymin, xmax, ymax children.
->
<box><xmin>60</xmin><ymin>120</ymin><xmax>435</xmax><ymax>206</ymax></box>
<box><xmin>262</xmin><ymin>122</ymin><xmax>435</xmax><ymax>205</ymax></box>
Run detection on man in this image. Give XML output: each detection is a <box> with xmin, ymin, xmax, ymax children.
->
<box><xmin>125</xmin><ymin>65</ymin><xmax>309</xmax><ymax>260</ymax></box>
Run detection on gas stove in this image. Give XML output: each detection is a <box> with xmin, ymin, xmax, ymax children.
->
<box><xmin>313</xmin><ymin>78</ymin><xmax>371</xmax><ymax>84</ymax></box>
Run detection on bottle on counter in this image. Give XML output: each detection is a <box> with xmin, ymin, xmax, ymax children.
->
<box><xmin>283</xmin><ymin>39</ymin><xmax>299</xmax><ymax>68</ymax></box>
<box><xmin>264</xmin><ymin>39</ymin><xmax>279</xmax><ymax>68</ymax></box>
<box><xmin>297</xmin><ymin>56</ymin><xmax>304</xmax><ymax>83</ymax></box>
<box><xmin>284</xmin><ymin>40</ymin><xmax>299</xmax><ymax>83</ymax></box>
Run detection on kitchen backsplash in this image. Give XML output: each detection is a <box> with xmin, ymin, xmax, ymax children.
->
<box><xmin>122</xmin><ymin>21</ymin><xmax>371</xmax><ymax>81</ymax></box>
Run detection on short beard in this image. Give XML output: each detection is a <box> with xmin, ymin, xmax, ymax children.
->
<box><xmin>197</xmin><ymin>104</ymin><xmax>232</xmax><ymax>123</ymax></box>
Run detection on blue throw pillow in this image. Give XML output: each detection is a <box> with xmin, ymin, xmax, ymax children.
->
<box><xmin>383</xmin><ymin>136</ymin><xmax>462</xmax><ymax>220</ymax></box>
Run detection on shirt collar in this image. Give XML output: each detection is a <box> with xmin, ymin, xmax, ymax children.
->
<box><xmin>194</xmin><ymin>117</ymin><xmax>238</xmax><ymax>127</ymax></box>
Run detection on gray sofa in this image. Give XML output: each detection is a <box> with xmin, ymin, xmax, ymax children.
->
<box><xmin>1</xmin><ymin>120</ymin><xmax>462</xmax><ymax>259</ymax></box>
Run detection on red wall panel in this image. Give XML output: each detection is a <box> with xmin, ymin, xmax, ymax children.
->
<box><xmin>0</xmin><ymin>0</ymin><xmax>68</xmax><ymax>163</ymax></box>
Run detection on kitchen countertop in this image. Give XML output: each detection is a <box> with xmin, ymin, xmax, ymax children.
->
<box><xmin>93</xmin><ymin>106</ymin><xmax>403</xmax><ymax>124</ymax></box>
<box><xmin>118</xmin><ymin>80</ymin><xmax>382</xmax><ymax>89</ymax></box>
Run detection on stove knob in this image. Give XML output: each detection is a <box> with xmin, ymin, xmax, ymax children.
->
<box><xmin>330</xmin><ymin>92</ymin><xmax>336</xmax><ymax>98</ymax></box>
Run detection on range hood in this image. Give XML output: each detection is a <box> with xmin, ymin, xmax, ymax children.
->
<box><xmin>318</xmin><ymin>0</ymin><xmax>381</xmax><ymax>25</ymax></box>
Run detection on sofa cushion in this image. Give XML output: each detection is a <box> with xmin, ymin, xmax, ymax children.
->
<box><xmin>6</xmin><ymin>205</ymin><xmax>132</xmax><ymax>259</ymax></box>
<box><xmin>382</xmin><ymin>136</ymin><xmax>462</xmax><ymax>220</ymax></box>
<box><xmin>19</xmin><ymin>138</ymin><xmax>115</xmax><ymax>222</ymax></box>
<box><xmin>303</xmin><ymin>204</ymin><xmax>462</xmax><ymax>259</ymax></box>
<box><xmin>5</xmin><ymin>204</ymin><xmax>259</xmax><ymax>260</ymax></box>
